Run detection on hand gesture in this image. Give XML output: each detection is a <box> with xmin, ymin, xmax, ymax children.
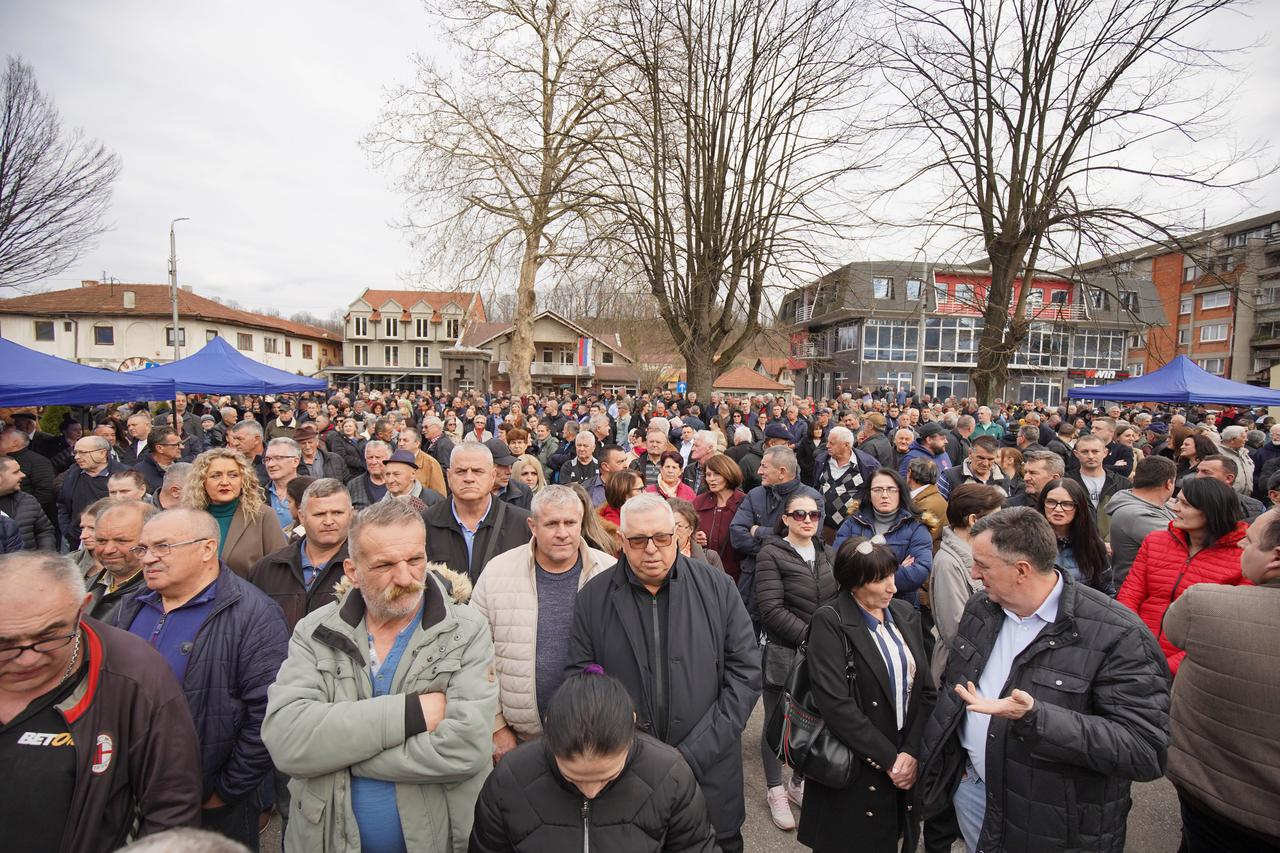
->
<box><xmin>955</xmin><ymin>681</ymin><xmax>1035</xmax><ymax>720</ymax></box>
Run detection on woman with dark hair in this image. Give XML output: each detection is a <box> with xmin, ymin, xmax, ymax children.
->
<box><xmin>469</xmin><ymin>669</ymin><xmax>718</xmax><ymax>852</ymax></box>
<box><xmin>795</xmin><ymin>421</ymin><xmax>825</xmax><ymax>488</ymax></box>
<box><xmin>1118</xmin><ymin>476</ymin><xmax>1248</xmax><ymax>676</ymax></box>
<box><xmin>646</xmin><ymin>450</ymin><xmax>695</xmax><ymax>501</ymax></box>
<box><xmin>1037</xmin><ymin>477</ymin><xmax>1115</xmax><ymax>595</ymax></box>
<box><xmin>599</xmin><ymin>469</ymin><xmax>644</xmax><ymax>528</ymax></box>
<box><xmin>668</xmin><ymin>498</ymin><xmax>724</xmax><ymax>573</ymax></box>
<box><xmin>1176</xmin><ymin>433</ymin><xmax>1218</xmax><ymax>484</ymax></box>
<box><xmin>797</xmin><ymin>538</ymin><xmax>934</xmax><ymax>853</ymax></box>
<box><xmin>832</xmin><ymin>467</ymin><xmax>933</xmax><ymax>606</ymax></box>
<box><xmin>754</xmin><ymin>491</ymin><xmax>837</xmax><ymax>830</ymax></box>
<box><xmin>692</xmin><ymin>453</ymin><xmax>747</xmax><ymax>583</ymax></box>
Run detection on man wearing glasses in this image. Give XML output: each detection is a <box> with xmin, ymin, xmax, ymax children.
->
<box><xmin>567</xmin><ymin>493</ymin><xmax>760</xmax><ymax>853</ymax></box>
<box><xmin>57</xmin><ymin>436</ymin><xmax>128</xmax><ymax>550</ymax></box>
<box><xmin>134</xmin><ymin>426</ymin><xmax>185</xmax><ymax>493</ymax></box>
<box><xmin>113</xmin><ymin>508</ymin><xmax>289</xmax><ymax>850</ymax></box>
<box><xmin>0</xmin><ymin>551</ymin><xmax>202</xmax><ymax>853</ymax></box>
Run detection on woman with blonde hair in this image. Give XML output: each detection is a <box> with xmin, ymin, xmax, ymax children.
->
<box><xmin>182</xmin><ymin>447</ymin><xmax>286</xmax><ymax>577</ymax></box>
<box><xmin>511</xmin><ymin>453</ymin><xmax>547</xmax><ymax>492</ymax></box>
<box><xmin>567</xmin><ymin>483</ymin><xmax>622</xmax><ymax>555</ymax></box>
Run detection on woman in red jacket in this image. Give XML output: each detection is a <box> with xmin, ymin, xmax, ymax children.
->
<box><xmin>693</xmin><ymin>453</ymin><xmax>747</xmax><ymax>583</ymax></box>
<box><xmin>1118</xmin><ymin>476</ymin><xmax>1247</xmax><ymax>676</ymax></box>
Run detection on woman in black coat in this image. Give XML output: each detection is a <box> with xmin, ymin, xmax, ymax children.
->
<box><xmin>797</xmin><ymin>537</ymin><xmax>936</xmax><ymax>853</ymax></box>
<box><xmin>469</xmin><ymin>669</ymin><xmax>717</xmax><ymax>853</ymax></box>
<box><xmin>755</xmin><ymin>491</ymin><xmax>838</xmax><ymax>830</ymax></box>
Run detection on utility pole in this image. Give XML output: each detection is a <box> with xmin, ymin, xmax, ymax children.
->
<box><xmin>168</xmin><ymin>217</ymin><xmax>190</xmax><ymax>435</ymax></box>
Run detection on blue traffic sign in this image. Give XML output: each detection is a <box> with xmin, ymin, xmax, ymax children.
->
<box><xmin>676</xmin><ymin>381</ymin><xmax>687</xmax><ymax>394</ymax></box>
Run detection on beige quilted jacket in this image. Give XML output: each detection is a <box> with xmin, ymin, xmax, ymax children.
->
<box><xmin>470</xmin><ymin>540</ymin><xmax>615</xmax><ymax>737</ymax></box>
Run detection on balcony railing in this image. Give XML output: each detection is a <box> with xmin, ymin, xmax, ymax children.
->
<box><xmin>935</xmin><ymin>299</ymin><xmax>1088</xmax><ymax>321</ymax></box>
<box><xmin>499</xmin><ymin>360</ymin><xmax>594</xmax><ymax>378</ymax></box>
<box><xmin>795</xmin><ymin>303</ymin><xmax>814</xmax><ymax>322</ymax></box>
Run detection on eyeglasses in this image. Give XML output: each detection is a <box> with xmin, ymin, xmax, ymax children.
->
<box><xmin>1044</xmin><ymin>499</ymin><xmax>1076</xmax><ymax>511</ymax></box>
<box><xmin>129</xmin><ymin>537</ymin><xmax>211</xmax><ymax>558</ymax></box>
<box><xmin>785</xmin><ymin>510</ymin><xmax>822</xmax><ymax>522</ymax></box>
<box><xmin>0</xmin><ymin>627</ymin><xmax>80</xmax><ymax>662</ymax></box>
<box><xmin>263</xmin><ymin>455</ymin><xmax>299</xmax><ymax>463</ymax></box>
<box><xmin>624</xmin><ymin>532</ymin><xmax>675</xmax><ymax>549</ymax></box>
<box><xmin>869</xmin><ymin>486</ymin><xmax>899</xmax><ymax>495</ymax></box>
<box><xmin>854</xmin><ymin>534</ymin><xmax>888</xmax><ymax>555</ymax></box>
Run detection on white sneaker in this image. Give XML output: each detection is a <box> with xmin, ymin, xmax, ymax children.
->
<box><xmin>766</xmin><ymin>786</ymin><xmax>796</xmax><ymax>831</ymax></box>
<box><xmin>785</xmin><ymin>776</ymin><xmax>804</xmax><ymax>807</ymax></box>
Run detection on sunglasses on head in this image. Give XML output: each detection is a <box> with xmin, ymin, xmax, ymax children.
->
<box><xmin>855</xmin><ymin>534</ymin><xmax>888</xmax><ymax>555</ymax></box>
<box><xmin>785</xmin><ymin>510</ymin><xmax>822</xmax><ymax>522</ymax></box>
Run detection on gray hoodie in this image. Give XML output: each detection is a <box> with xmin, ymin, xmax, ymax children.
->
<box><xmin>1105</xmin><ymin>489</ymin><xmax>1174</xmax><ymax>587</ymax></box>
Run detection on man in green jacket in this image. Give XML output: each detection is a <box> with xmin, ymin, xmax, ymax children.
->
<box><xmin>262</xmin><ymin>499</ymin><xmax>498</xmax><ymax>853</ymax></box>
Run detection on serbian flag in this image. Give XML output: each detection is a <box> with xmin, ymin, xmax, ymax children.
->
<box><xmin>577</xmin><ymin>337</ymin><xmax>592</xmax><ymax>366</ymax></box>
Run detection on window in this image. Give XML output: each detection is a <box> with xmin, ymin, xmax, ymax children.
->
<box><xmin>353</xmin><ymin>316</ymin><xmax>368</xmax><ymax>336</ymax></box>
<box><xmin>923</xmin><ymin>372</ymin><xmax>971</xmax><ymax>400</ymax></box>
<box><xmin>302</xmin><ymin>343</ymin><xmax>313</xmax><ymax>359</ymax></box>
<box><xmin>285</xmin><ymin>340</ymin><xmax>292</xmax><ymax>357</ymax></box>
<box><xmin>94</xmin><ymin>325</ymin><xmax>114</xmax><ymax>346</ymax></box>
<box><xmin>542</xmin><ymin>349</ymin><xmax>553</xmax><ymax>363</ymax></box>
<box><xmin>1026</xmin><ymin>289</ymin><xmax>1044</xmax><ymax>308</ymax></box>
<box><xmin>1127</xmin><ymin>362</ymin><xmax>1145</xmax><ymax>377</ymax></box>
<box><xmin>954</xmin><ymin>283</ymin><xmax>975</xmax><ymax>304</ymax></box>
<box><xmin>1015</xmin><ymin>379</ymin><xmax>1062</xmax><ymax>407</ymax></box>
<box><xmin>1199</xmin><ymin>323</ymin><xmax>1228</xmax><ymax>343</ymax></box>
<box><xmin>415</xmin><ymin>318</ymin><xmax>431</xmax><ymax>338</ymax></box>
<box><xmin>1252</xmin><ymin>357</ymin><xmax>1273</xmax><ymax>374</ymax></box>
<box><xmin>236</xmin><ymin>333</ymin><xmax>253</xmax><ymax>351</ymax></box>
<box><xmin>1128</xmin><ymin>333</ymin><xmax>1146</xmax><ymax>348</ymax></box>
<box><xmin>264</xmin><ymin>337</ymin><xmax>279</xmax><ymax>354</ymax></box>
<box><xmin>384</xmin><ymin>317</ymin><xmax>400</xmax><ymax>338</ymax></box>
<box><xmin>445</xmin><ymin>318</ymin><xmax>460</xmax><ymax>339</ymax></box>
<box><xmin>1201</xmin><ymin>291</ymin><xmax>1230</xmax><ymax>310</ymax></box>
<box><xmin>1196</xmin><ymin>357</ymin><xmax>1225</xmax><ymax>375</ymax></box>
<box><xmin>560</xmin><ymin>349</ymin><xmax>574</xmax><ymax>365</ymax></box>
<box><xmin>602</xmin><ymin>351</ymin><xmax>614</xmax><ymax>364</ymax></box>
<box><xmin>905</xmin><ymin>278</ymin><xmax>924</xmax><ymax>300</ymax></box>
<box><xmin>875</xmin><ymin>371</ymin><xmax>913</xmax><ymax>390</ymax></box>
<box><xmin>1179</xmin><ymin>295</ymin><xmax>1192</xmax><ymax>315</ymax></box>
<box><xmin>1070</xmin><ymin>329</ymin><xmax>1126</xmax><ymax>371</ymax></box>
<box><xmin>1258</xmin><ymin>287</ymin><xmax>1280</xmax><ymax>306</ymax></box>
<box><xmin>1088</xmin><ymin>288</ymin><xmax>1109</xmax><ymax>310</ymax></box>
<box><xmin>1119</xmin><ymin>290</ymin><xmax>1138</xmax><ymax>311</ymax></box>
<box><xmin>1012</xmin><ymin>323</ymin><xmax>1068</xmax><ymax>368</ymax></box>
<box><xmin>165</xmin><ymin>326</ymin><xmax>186</xmax><ymax>347</ymax></box>
<box><xmin>1177</xmin><ymin>328</ymin><xmax>1190</xmax><ymax>346</ymax></box>
<box><xmin>836</xmin><ymin>325</ymin><xmax>858</xmax><ymax>352</ymax></box>
<box><xmin>385</xmin><ymin>345</ymin><xmax>399</xmax><ymax>367</ymax></box>
<box><xmin>1183</xmin><ymin>260</ymin><xmax>1199</xmax><ymax>282</ymax></box>
<box><xmin>206</xmin><ymin>329</ymin><xmax>218</xmax><ymax>342</ymax></box>
<box><xmin>924</xmin><ymin>316</ymin><xmax>982</xmax><ymax>364</ymax></box>
<box><xmin>353</xmin><ymin>344</ymin><xmax>369</xmax><ymax>366</ymax></box>
<box><xmin>414</xmin><ymin>346</ymin><xmax>430</xmax><ymax>368</ymax></box>
<box><xmin>861</xmin><ymin>319</ymin><xmax>918</xmax><ymax>361</ymax></box>
<box><xmin>33</xmin><ymin>321</ymin><xmax>54</xmax><ymax>341</ymax></box>
<box><xmin>871</xmin><ymin>277</ymin><xmax>893</xmax><ymax>300</ymax></box>
<box><xmin>1050</xmin><ymin>289</ymin><xmax>1068</xmax><ymax>305</ymax></box>
<box><xmin>933</xmin><ymin>281</ymin><xmax>949</xmax><ymax>304</ymax></box>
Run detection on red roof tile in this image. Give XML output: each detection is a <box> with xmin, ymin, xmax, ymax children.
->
<box><xmin>713</xmin><ymin>365</ymin><xmax>789</xmax><ymax>391</ymax></box>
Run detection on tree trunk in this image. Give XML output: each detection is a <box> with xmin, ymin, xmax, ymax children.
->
<box><xmin>680</xmin><ymin>334</ymin><xmax>718</xmax><ymax>401</ymax></box>
<box><xmin>508</xmin><ymin>230</ymin><xmax>542</xmax><ymax>396</ymax></box>
<box><xmin>970</xmin><ymin>260</ymin><xmax>1021</xmax><ymax>403</ymax></box>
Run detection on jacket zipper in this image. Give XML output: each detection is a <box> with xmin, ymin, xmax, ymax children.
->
<box><xmin>651</xmin><ymin>592</ymin><xmax>665</xmax><ymax>741</ymax></box>
<box><xmin>581</xmin><ymin>799</ymin><xmax>590</xmax><ymax>853</ymax></box>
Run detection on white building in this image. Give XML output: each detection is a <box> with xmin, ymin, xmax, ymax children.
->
<box><xmin>0</xmin><ymin>280</ymin><xmax>340</xmax><ymax>374</ymax></box>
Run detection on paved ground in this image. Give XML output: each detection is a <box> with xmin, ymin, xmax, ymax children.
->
<box><xmin>261</xmin><ymin>699</ymin><xmax>1182</xmax><ymax>852</ymax></box>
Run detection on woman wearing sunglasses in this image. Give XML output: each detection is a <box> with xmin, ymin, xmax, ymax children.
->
<box><xmin>754</xmin><ymin>492</ymin><xmax>837</xmax><ymax>831</ymax></box>
<box><xmin>832</xmin><ymin>468</ymin><xmax>933</xmax><ymax>607</ymax></box>
<box><xmin>1036</xmin><ymin>477</ymin><xmax>1115</xmax><ymax>595</ymax></box>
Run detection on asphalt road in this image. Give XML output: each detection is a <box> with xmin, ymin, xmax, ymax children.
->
<box><xmin>260</xmin><ymin>700</ymin><xmax>1182</xmax><ymax>852</ymax></box>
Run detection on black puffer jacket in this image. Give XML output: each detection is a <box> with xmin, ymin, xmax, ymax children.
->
<box><xmin>0</xmin><ymin>489</ymin><xmax>57</xmax><ymax>550</ymax></box>
<box><xmin>919</xmin><ymin>569</ymin><xmax>1170</xmax><ymax>853</ymax></box>
<box><xmin>469</xmin><ymin>734</ymin><xmax>717</xmax><ymax>853</ymax></box>
<box><xmin>754</xmin><ymin>535</ymin><xmax>837</xmax><ymax>648</ymax></box>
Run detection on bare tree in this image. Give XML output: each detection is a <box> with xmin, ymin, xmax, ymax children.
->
<box><xmin>0</xmin><ymin>57</ymin><xmax>120</xmax><ymax>289</ymax></box>
<box><xmin>877</xmin><ymin>0</ymin><xmax>1262</xmax><ymax>401</ymax></box>
<box><xmin>367</xmin><ymin>0</ymin><xmax>609</xmax><ymax>395</ymax></box>
<box><xmin>590</xmin><ymin>0</ymin><xmax>875</xmax><ymax>397</ymax></box>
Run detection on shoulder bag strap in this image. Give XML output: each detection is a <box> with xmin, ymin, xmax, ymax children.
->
<box><xmin>475</xmin><ymin>497</ymin><xmax>508</xmax><ymax>574</ymax></box>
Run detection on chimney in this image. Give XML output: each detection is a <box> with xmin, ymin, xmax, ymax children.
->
<box><xmin>122</xmin><ymin>291</ymin><xmax>136</xmax><ymax>308</ymax></box>
<box><xmin>180</xmin><ymin>285</ymin><xmax>193</xmax><ymax>293</ymax></box>
<box><xmin>81</xmin><ymin>280</ymin><xmax>100</xmax><ymax>288</ymax></box>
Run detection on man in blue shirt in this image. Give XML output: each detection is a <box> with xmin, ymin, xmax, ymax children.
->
<box><xmin>263</xmin><ymin>438</ymin><xmax>302</xmax><ymax>533</ymax></box>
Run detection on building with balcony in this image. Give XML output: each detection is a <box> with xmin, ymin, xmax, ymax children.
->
<box><xmin>1075</xmin><ymin>210</ymin><xmax>1280</xmax><ymax>384</ymax></box>
<box><xmin>778</xmin><ymin>260</ymin><xmax>1163</xmax><ymax>406</ymax></box>
<box><xmin>0</xmin><ymin>280</ymin><xmax>340</xmax><ymax>375</ymax></box>
<box><xmin>462</xmin><ymin>311</ymin><xmax>639</xmax><ymax>394</ymax></box>
<box><xmin>329</xmin><ymin>289</ymin><xmax>488</xmax><ymax>391</ymax></box>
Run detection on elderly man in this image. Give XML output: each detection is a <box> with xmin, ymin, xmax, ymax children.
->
<box><xmin>725</xmin><ymin>426</ymin><xmax>762</xmax><ymax>492</ymax></box>
<box><xmin>115</xmin><ymin>508</ymin><xmax>288</xmax><ymax>849</ymax></box>
<box><xmin>88</xmin><ymin>500</ymin><xmax>157</xmax><ymax>624</ymax></box>
<box><xmin>397</xmin><ymin>427</ymin><xmax>446</xmax><ymax>497</ymax></box>
<box><xmin>1217</xmin><ymin>425</ymin><xmax>1255</xmax><ymax>497</ymax></box>
<box><xmin>567</xmin><ymin>493</ymin><xmax>760</xmax><ymax>852</ymax></box>
<box><xmin>0</xmin><ymin>456</ymin><xmax>55</xmax><ymax>550</ymax></box>
<box><xmin>0</xmin><ymin>552</ymin><xmax>202</xmax><ymax>853</ymax></box>
<box><xmin>919</xmin><ymin>507</ymin><xmax>1169</xmax><ymax>853</ymax></box>
<box><xmin>891</xmin><ymin>427</ymin><xmax>916</xmax><ymax>469</ymax></box>
<box><xmin>729</xmin><ymin>446</ymin><xmax>822</xmax><ymax>615</ymax></box>
<box><xmin>57</xmin><ymin>435</ymin><xmax>128</xmax><ymax>549</ymax></box>
<box><xmin>1161</xmin><ymin>507</ymin><xmax>1280</xmax><ymax>849</ymax></box>
<box><xmin>293</xmin><ymin>424</ymin><xmax>347</xmax><ymax>482</ymax></box>
<box><xmin>425</xmin><ymin>443</ymin><xmax>532</xmax><ymax>582</ymax></box>
<box><xmin>227</xmin><ymin>420</ymin><xmax>270</xmax><ymax>488</ymax></box>
<box><xmin>631</xmin><ymin>417</ymin><xmax>672</xmax><ymax>487</ymax></box>
<box><xmin>1004</xmin><ymin>449</ymin><xmax>1064</xmax><ymax>508</ymax></box>
<box><xmin>347</xmin><ymin>440</ymin><xmax>393</xmax><ymax>509</ymax></box>
<box><xmin>209</xmin><ymin>406</ymin><xmax>238</xmax><ymax>449</ymax></box>
<box><xmin>972</xmin><ymin>406</ymin><xmax>1003</xmax><ymax>438</ymax></box>
<box><xmin>263</xmin><ymin>500</ymin><xmax>497</xmax><ymax>853</ymax></box>
<box><xmin>857</xmin><ymin>411</ymin><xmax>896</xmax><ymax>469</ymax></box>
<box><xmin>486</xmin><ymin>439</ymin><xmax>534</xmax><ymax>511</ymax></box>
<box><xmin>813</xmin><ymin>425</ymin><xmax>879</xmax><ymax>543</ymax></box>
<box><xmin>558</xmin><ymin>431</ymin><xmax>599</xmax><ymax>485</ymax></box>
<box><xmin>942</xmin><ymin>435</ymin><xmax>1009</xmax><ymax>497</ymax></box>
<box><xmin>134</xmin><ymin>426</ymin><xmax>184</xmax><ymax>493</ymax></box>
<box><xmin>382</xmin><ymin>448</ymin><xmax>445</xmax><ymax>515</ymax></box>
<box><xmin>1197</xmin><ymin>454</ymin><xmax>1265</xmax><ymax>519</ymax></box>
<box><xmin>156</xmin><ymin>462</ymin><xmax>192</xmax><ymax>510</ymax></box>
<box><xmin>118</xmin><ymin>411</ymin><xmax>153</xmax><ymax>466</ymax></box>
<box><xmin>680</xmin><ymin>430</ymin><xmax>719</xmax><ymax>494</ymax></box>
<box><xmin>263</xmin><ymin>437</ymin><xmax>303</xmax><ymax>532</ymax></box>
<box><xmin>471</xmin><ymin>486</ymin><xmax>615</xmax><ymax>760</ymax></box>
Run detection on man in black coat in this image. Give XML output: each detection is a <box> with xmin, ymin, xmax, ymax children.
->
<box><xmin>567</xmin><ymin>493</ymin><xmax>760</xmax><ymax>852</ymax></box>
<box><xmin>0</xmin><ymin>456</ymin><xmax>56</xmax><ymax>550</ymax></box>
<box><xmin>57</xmin><ymin>435</ymin><xmax>128</xmax><ymax>549</ymax></box>
<box><xmin>1</xmin><ymin>427</ymin><xmax>56</xmax><ymax>527</ymax></box>
<box><xmin>420</xmin><ymin>415</ymin><xmax>456</xmax><ymax>471</ymax></box>
<box><xmin>919</xmin><ymin>508</ymin><xmax>1169</xmax><ymax>853</ymax></box>
<box><xmin>423</xmin><ymin>442</ymin><xmax>531</xmax><ymax>581</ymax></box>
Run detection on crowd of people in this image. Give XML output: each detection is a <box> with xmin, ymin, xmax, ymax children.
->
<box><xmin>1</xmin><ymin>383</ymin><xmax>1278</xmax><ymax>853</ymax></box>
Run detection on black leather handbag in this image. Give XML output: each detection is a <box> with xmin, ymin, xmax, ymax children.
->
<box><xmin>764</xmin><ymin>605</ymin><xmax>860</xmax><ymax>789</ymax></box>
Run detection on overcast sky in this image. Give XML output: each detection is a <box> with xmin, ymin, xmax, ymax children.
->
<box><xmin>3</xmin><ymin>0</ymin><xmax>1279</xmax><ymax>320</ymax></box>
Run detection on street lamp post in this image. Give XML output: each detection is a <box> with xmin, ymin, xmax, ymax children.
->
<box><xmin>168</xmin><ymin>217</ymin><xmax>190</xmax><ymax>436</ymax></box>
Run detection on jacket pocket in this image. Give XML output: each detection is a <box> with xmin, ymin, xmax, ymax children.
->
<box><xmin>1029</xmin><ymin>669</ymin><xmax>1089</xmax><ymax>702</ymax></box>
<box><xmin>296</xmin><ymin>787</ymin><xmax>326</xmax><ymax>824</ymax></box>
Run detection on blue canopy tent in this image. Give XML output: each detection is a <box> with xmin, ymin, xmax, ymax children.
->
<box><xmin>138</xmin><ymin>335</ymin><xmax>328</xmax><ymax>394</ymax></box>
<box><xmin>1067</xmin><ymin>354</ymin><xmax>1280</xmax><ymax>406</ymax></box>
<box><xmin>0</xmin><ymin>338</ymin><xmax>177</xmax><ymax>407</ymax></box>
